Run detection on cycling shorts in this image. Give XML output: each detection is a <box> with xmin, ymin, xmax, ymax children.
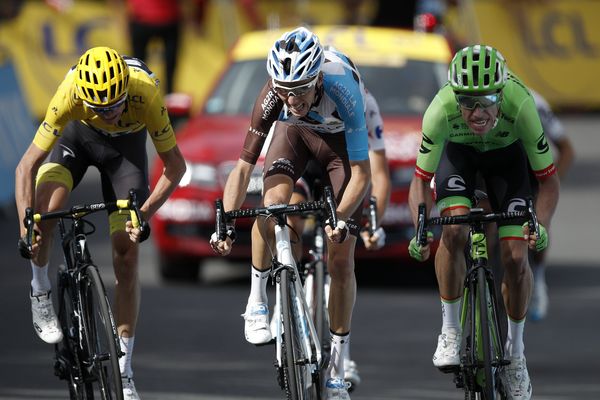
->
<box><xmin>36</xmin><ymin>121</ymin><xmax>150</xmax><ymax>234</ymax></box>
<box><xmin>434</xmin><ymin>141</ymin><xmax>531</xmax><ymax>238</ymax></box>
<box><xmin>263</xmin><ymin>122</ymin><xmax>361</xmax><ymax>237</ymax></box>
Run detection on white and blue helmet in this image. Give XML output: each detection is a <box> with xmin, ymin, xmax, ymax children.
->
<box><xmin>267</xmin><ymin>27</ymin><xmax>324</xmax><ymax>84</ymax></box>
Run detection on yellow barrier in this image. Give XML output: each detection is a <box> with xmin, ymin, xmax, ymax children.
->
<box><xmin>447</xmin><ymin>0</ymin><xmax>600</xmax><ymax>110</ymax></box>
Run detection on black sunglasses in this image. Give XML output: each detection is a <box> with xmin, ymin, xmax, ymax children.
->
<box><xmin>455</xmin><ymin>93</ymin><xmax>502</xmax><ymax>110</ymax></box>
<box><xmin>85</xmin><ymin>95</ymin><xmax>128</xmax><ymax>115</ymax></box>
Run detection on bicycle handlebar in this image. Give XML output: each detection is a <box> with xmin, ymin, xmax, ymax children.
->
<box><xmin>215</xmin><ymin>186</ymin><xmax>339</xmax><ymax>241</ymax></box>
<box><xmin>416</xmin><ymin>198</ymin><xmax>539</xmax><ymax>247</ymax></box>
<box><xmin>23</xmin><ymin>189</ymin><xmax>146</xmax><ymax>251</ymax></box>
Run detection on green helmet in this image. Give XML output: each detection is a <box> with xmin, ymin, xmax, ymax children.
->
<box><xmin>448</xmin><ymin>45</ymin><xmax>507</xmax><ymax>93</ymax></box>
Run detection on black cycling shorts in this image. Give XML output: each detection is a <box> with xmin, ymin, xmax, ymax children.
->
<box><xmin>434</xmin><ymin>141</ymin><xmax>532</xmax><ymax>228</ymax></box>
<box><xmin>45</xmin><ymin>120</ymin><xmax>150</xmax><ymax>207</ymax></box>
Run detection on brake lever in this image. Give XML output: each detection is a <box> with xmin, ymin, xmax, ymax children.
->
<box><xmin>416</xmin><ymin>203</ymin><xmax>428</xmax><ymax>246</ymax></box>
<box><xmin>215</xmin><ymin>199</ymin><xmax>226</xmax><ymax>241</ymax></box>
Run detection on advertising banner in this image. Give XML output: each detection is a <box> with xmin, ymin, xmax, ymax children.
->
<box><xmin>450</xmin><ymin>0</ymin><xmax>600</xmax><ymax>110</ymax></box>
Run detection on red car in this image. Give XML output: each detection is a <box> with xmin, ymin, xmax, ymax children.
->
<box><xmin>151</xmin><ymin>26</ymin><xmax>451</xmax><ymax>280</ymax></box>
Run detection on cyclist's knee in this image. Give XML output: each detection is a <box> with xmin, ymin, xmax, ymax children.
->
<box><xmin>440</xmin><ymin>224</ymin><xmax>468</xmax><ymax>249</ymax></box>
<box><xmin>262</xmin><ymin>175</ymin><xmax>294</xmax><ymax>205</ymax></box>
<box><xmin>328</xmin><ymin>250</ymin><xmax>354</xmax><ymax>281</ymax></box>
<box><xmin>500</xmin><ymin>241</ymin><xmax>528</xmax><ymax>273</ymax></box>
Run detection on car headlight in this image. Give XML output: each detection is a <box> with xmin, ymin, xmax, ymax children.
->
<box><xmin>179</xmin><ymin>162</ymin><xmax>217</xmax><ymax>189</ymax></box>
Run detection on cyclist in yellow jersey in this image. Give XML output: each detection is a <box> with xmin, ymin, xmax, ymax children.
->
<box><xmin>15</xmin><ymin>47</ymin><xmax>186</xmax><ymax>400</ymax></box>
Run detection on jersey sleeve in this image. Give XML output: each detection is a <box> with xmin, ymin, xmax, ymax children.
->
<box><xmin>240</xmin><ymin>80</ymin><xmax>283</xmax><ymax>164</ymax></box>
<box><xmin>142</xmin><ymin>85</ymin><xmax>177</xmax><ymax>153</ymax></box>
<box><xmin>365</xmin><ymin>91</ymin><xmax>385</xmax><ymax>152</ymax></box>
<box><xmin>415</xmin><ymin>95</ymin><xmax>448</xmax><ymax>181</ymax></box>
<box><xmin>32</xmin><ymin>75</ymin><xmax>84</xmax><ymax>151</ymax></box>
<box><xmin>515</xmin><ymin>95</ymin><xmax>557</xmax><ymax>179</ymax></box>
<box><xmin>325</xmin><ymin>75</ymin><xmax>369</xmax><ymax>161</ymax></box>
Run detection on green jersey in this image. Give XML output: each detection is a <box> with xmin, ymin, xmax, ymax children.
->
<box><xmin>415</xmin><ymin>75</ymin><xmax>556</xmax><ymax>181</ymax></box>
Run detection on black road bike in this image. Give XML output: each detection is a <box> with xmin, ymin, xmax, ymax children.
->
<box><xmin>24</xmin><ymin>189</ymin><xmax>146</xmax><ymax>400</ymax></box>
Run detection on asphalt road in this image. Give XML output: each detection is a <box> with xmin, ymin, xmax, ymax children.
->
<box><xmin>0</xmin><ymin>114</ymin><xmax>598</xmax><ymax>399</ymax></box>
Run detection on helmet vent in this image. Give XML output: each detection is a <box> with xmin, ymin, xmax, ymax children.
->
<box><xmin>282</xmin><ymin>38</ymin><xmax>299</xmax><ymax>53</ymax></box>
<box><xmin>472</xmin><ymin>65</ymin><xmax>479</xmax><ymax>86</ymax></box>
<box><xmin>282</xmin><ymin>58</ymin><xmax>291</xmax><ymax>74</ymax></box>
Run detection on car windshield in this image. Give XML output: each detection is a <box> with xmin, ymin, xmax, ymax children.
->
<box><xmin>204</xmin><ymin>59</ymin><xmax>447</xmax><ymax>116</ymax></box>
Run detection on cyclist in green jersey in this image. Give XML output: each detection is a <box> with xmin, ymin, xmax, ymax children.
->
<box><xmin>407</xmin><ymin>45</ymin><xmax>560</xmax><ymax>400</ymax></box>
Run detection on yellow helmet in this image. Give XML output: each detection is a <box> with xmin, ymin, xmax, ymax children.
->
<box><xmin>75</xmin><ymin>46</ymin><xmax>129</xmax><ymax>106</ymax></box>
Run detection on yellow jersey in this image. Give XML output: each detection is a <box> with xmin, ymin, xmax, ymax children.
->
<box><xmin>33</xmin><ymin>57</ymin><xmax>177</xmax><ymax>153</ymax></box>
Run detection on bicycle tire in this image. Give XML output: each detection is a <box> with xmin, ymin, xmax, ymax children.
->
<box><xmin>55</xmin><ymin>266</ymin><xmax>87</xmax><ymax>399</ymax></box>
<box><xmin>80</xmin><ymin>265</ymin><xmax>124</xmax><ymax>400</ymax></box>
<box><xmin>477</xmin><ymin>266</ymin><xmax>496</xmax><ymax>399</ymax></box>
<box><xmin>281</xmin><ymin>268</ymin><xmax>316</xmax><ymax>399</ymax></box>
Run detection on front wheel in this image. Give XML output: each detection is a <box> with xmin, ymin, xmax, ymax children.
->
<box><xmin>80</xmin><ymin>265</ymin><xmax>124</xmax><ymax>400</ymax></box>
<box><xmin>476</xmin><ymin>267</ymin><xmax>497</xmax><ymax>399</ymax></box>
<box><xmin>281</xmin><ymin>268</ymin><xmax>318</xmax><ymax>399</ymax></box>
<box><xmin>55</xmin><ymin>266</ymin><xmax>87</xmax><ymax>399</ymax></box>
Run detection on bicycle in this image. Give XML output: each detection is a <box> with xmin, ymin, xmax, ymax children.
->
<box><xmin>23</xmin><ymin>189</ymin><xmax>146</xmax><ymax>400</ymax></box>
<box><xmin>215</xmin><ymin>186</ymin><xmax>339</xmax><ymax>400</ymax></box>
<box><xmin>416</xmin><ymin>191</ymin><xmax>539</xmax><ymax>400</ymax></box>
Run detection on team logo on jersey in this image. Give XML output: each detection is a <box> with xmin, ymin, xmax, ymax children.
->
<box><xmin>536</xmin><ymin>133</ymin><xmax>550</xmax><ymax>154</ymax></box>
<box><xmin>507</xmin><ymin>198</ymin><xmax>526</xmax><ymax>212</ymax></box>
<box><xmin>262</xmin><ymin>90</ymin><xmax>278</xmax><ymax>120</ymax></box>
<box><xmin>42</xmin><ymin>121</ymin><xmax>60</xmax><ymax>137</ymax></box>
<box><xmin>446</xmin><ymin>175</ymin><xmax>466</xmax><ymax>191</ymax></box>
<box><xmin>419</xmin><ymin>133</ymin><xmax>433</xmax><ymax>154</ymax></box>
<box><xmin>130</xmin><ymin>95</ymin><xmax>145</xmax><ymax>104</ymax></box>
<box><xmin>60</xmin><ymin>144</ymin><xmax>75</xmax><ymax>159</ymax></box>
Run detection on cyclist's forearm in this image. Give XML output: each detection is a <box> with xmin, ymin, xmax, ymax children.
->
<box><xmin>555</xmin><ymin>138</ymin><xmax>575</xmax><ymax>179</ymax></box>
<box><xmin>369</xmin><ymin>150</ymin><xmax>391</xmax><ymax>222</ymax></box>
<box><xmin>408</xmin><ymin>176</ymin><xmax>432</xmax><ymax>227</ymax></box>
<box><xmin>337</xmin><ymin>160</ymin><xmax>370</xmax><ymax>220</ymax></box>
<box><xmin>223</xmin><ymin>159</ymin><xmax>254</xmax><ymax>212</ymax></box>
<box><xmin>15</xmin><ymin>144</ymin><xmax>47</xmax><ymax>235</ymax></box>
<box><xmin>142</xmin><ymin>146</ymin><xmax>186</xmax><ymax>218</ymax></box>
<box><xmin>535</xmin><ymin>173</ymin><xmax>560</xmax><ymax>229</ymax></box>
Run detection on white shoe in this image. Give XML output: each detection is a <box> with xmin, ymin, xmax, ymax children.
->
<box><xmin>344</xmin><ymin>359</ymin><xmax>361</xmax><ymax>389</ymax></box>
<box><xmin>500</xmin><ymin>356</ymin><xmax>532</xmax><ymax>399</ymax></box>
<box><xmin>432</xmin><ymin>328</ymin><xmax>461</xmax><ymax>367</ymax></box>
<box><xmin>528</xmin><ymin>280</ymin><xmax>548</xmax><ymax>321</ymax></box>
<box><xmin>242</xmin><ymin>302</ymin><xmax>272</xmax><ymax>345</ymax></box>
<box><xmin>122</xmin><ymin>376</ymin><xmax>140</xmax><ymax>400</ymax></box>
<box><xmin>30</xmin><ymin>290</ymin><xmax>63</xmax><ymax>344</ymax></box>
<box><xmin>325</xmin><ymin>377</ymin><xmax>351</xmax><ymax>399</ymax></box>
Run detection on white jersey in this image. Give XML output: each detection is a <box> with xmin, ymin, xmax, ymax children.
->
<box><xmin>365</xmin><ymin>90</ymin><xmax>385</xmax><ymax>152</ymax></box>
<box><xmin>530</xmin><ymin>89</ymin><xmax>565</xmax><ymax>144</ymax></box>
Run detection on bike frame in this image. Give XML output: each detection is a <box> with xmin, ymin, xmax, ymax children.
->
<box><xmin>24</xmin><ymin>190</ymin><xmax>144</xmax><ymax>400</ymax></box>
<box><xmin>215</xmin><ymin>187</ymin><xmax>339</xmax><ymax>399</ymax></box>
<box><xmin>417</xmin><ymin>196</ymin><xmax>539</xmax><ymax>400</ymax></box>
<box><xmin>272</xmin><ymin>220</ymin><xmax>323</xmax><ymax>372</ymax></box>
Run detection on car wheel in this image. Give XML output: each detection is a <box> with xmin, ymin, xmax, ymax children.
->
<box><xmin>159</xmin><ymin>254</ymin><xmax>201</xmax><ymax>282</ymax></box>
